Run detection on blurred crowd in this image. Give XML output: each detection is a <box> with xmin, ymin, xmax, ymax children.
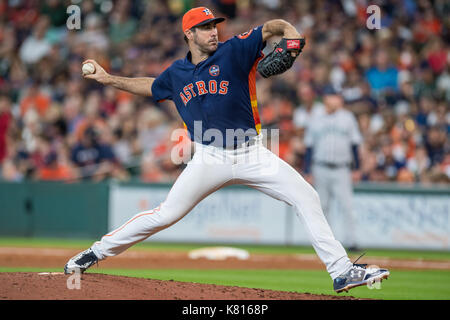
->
<box><xmin>0</xmin><ymin>0</ymin><xmax>449</xmax><ymax>184</ymax></box>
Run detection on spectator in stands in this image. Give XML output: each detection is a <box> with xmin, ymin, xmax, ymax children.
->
<box><xmin>293</xmin><ymin>82</ymin><xmax>325</xmax><ymax>131</ymax></box>
<box><xmin>0</xmin><ymin>94</ymin><xmax>12</xmax><ymax>165</ymax></box>
<box><xmin>365</xmin><ymin>49</ymin><xmax>399</xmax><ymax>96</ymax></box>
<box><xmin>19</xmin><ymin>16</ymin><xmax>52</xmax><ymax>65</ymax></box>
<box><xmin>71</xmin><ymin>127</ymin><xmax>116</xmax><ymax>181</ymax></box>
<box><xmin>37</xmin><ymin>150</ymin><xmax>76</xmax><ymax>181</ymax></box>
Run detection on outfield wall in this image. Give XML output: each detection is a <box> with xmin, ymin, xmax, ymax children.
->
<box><xmin>109</xmin><ymin>182</ymin><xmax>450</xmax><ymax>250</ymax></box>
<box><xmin>0</xmin><ymin>182</ymin><xmax>109</xmax><ymax>238</ymax></box>
<box><xmin>0</xmin><ymin>181</ymin><xmax>449</xmax><ymax>250</ymax></box>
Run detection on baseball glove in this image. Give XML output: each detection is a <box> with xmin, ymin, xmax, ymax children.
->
<box><xmin>257</xmin><ymin>38</ymin><xmax>305</xmax><ymax>78</ymax></box>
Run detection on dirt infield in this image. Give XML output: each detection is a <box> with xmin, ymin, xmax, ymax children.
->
<box><xmin>1</xmin><ymin>247</ymin><xmax>449</xmax><ymax>270</ymax></box>
<box><xmin>1</xmin><ymin>246</ymin><xmax>448</xmax><ymax>300</ymax></box>
<box><xmin>0</xmin><ymin>272</ymin><xmax>358</xmax><ymax>300</ymax></box>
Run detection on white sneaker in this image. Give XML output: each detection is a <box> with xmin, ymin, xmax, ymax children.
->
<box><xmin>64</xmin><ymin>248</ymin><xmax>98</xmax><ymax>274</ymax></box>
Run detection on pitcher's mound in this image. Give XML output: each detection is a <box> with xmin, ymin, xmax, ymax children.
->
<box><xmin>0</xmin><ymin>272</ymin><xmax>359</xmax><ymax>300</ymax></box>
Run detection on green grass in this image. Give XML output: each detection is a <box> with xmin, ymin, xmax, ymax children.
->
<box><xmin>1</xmin><ymin>237</ymin><xmax>450</xmax><ymax>261</ymax></box>
<box><xmin>1</xmin><ymin>267</ymin><xmax>449</xmax><ymax>300</ymax></box>
<box><xmin>1</xmin><ymin>237</ymin><xmax>450</xmax><ymax>300</ymax></box>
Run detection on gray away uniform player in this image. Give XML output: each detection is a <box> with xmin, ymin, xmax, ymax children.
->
<box><xmin>304</xmin><ymin>86</ymin><xmax>362</xmax><ymax>251</ymax></box>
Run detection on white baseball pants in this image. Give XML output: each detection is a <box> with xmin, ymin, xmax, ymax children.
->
<box><xmin>91</xmin><ymin>137</ymin><xmax>353</xmax><ymax>279</ymax></box>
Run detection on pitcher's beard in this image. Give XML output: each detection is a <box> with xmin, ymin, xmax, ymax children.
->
<box><xmin>194</xmin><ymin>35</ymin><xmax>218</xmax><ymax>55</ymax></box>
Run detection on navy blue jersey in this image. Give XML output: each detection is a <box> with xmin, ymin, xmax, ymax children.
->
<box><xmin>151</xmin><ymin>25</ymin><xmax>266</xmax><ymax>148</ymax></box>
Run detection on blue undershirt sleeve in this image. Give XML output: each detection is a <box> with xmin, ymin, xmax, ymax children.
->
<box><xmin>351</xmin><ymin>144</ymin><xmax>360</xmax><ymax>170</ymax></box>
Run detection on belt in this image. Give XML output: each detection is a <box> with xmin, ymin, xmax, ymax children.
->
<box><xmin>224</xmin><ymin>136</ymin><xmax>259</xmax><ymax>150</ymax></box>
<box><xmin>315</xmin><ymin>162</ymin><xmax>350</xmax><ymax>169</ymax></box>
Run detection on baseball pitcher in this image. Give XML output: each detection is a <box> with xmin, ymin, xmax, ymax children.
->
<box><xmin>64</xmin><ymin>7</ymin><xmax>389</xmax><ymax>293</ymax></box>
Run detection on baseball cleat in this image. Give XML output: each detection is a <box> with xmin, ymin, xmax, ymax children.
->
<box><xmin>64</xmin><ymin>248</ymin><xmax>98</xmax><ymax>275</ymax></box>
<box><xmin>333</xmin><ymin>254</ymin><xmax>390</xmax><ymax>293</ymax></box>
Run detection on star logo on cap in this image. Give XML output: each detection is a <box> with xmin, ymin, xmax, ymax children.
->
<box><xmin>203</xmin><ymin>8</ymin><xmax>211</xmax><ymax>15</ymax></box>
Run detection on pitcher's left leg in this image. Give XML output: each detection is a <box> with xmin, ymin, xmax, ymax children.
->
<box><xmin>235</xmin><ymin>146</ymin><xmax>352</xmax><ymax>280</ymax></box>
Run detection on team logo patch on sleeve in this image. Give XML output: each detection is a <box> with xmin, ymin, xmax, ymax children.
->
<box><xmin>238</xmin><ymin>29</ymin><xmax>253</xmax><ymax>39</ymax></box>
<box><xmin>209</xmin><ymin>65</ymin><xmax>220</xmax><ymax>76</ymax></box>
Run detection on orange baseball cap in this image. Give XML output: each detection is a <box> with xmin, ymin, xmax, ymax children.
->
<box><xmin>182</xmin><ymin>7</ymin><xmax>225</xmax><ymax>32</ymax></box>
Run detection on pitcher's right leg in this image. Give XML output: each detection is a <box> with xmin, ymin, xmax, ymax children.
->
<box><xmin>65</xmin><ymin>147</ymin><xmax>233</xmax><ymax>273</ymax></box>
<box><xmin>93</xmin><ymin>150</ymin><xmax>233</xmax><ymax>259</ymax></box>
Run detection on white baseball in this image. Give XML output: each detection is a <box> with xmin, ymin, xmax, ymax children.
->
<box><xmin>82</xmin><ymin>63</ymin><xmax>96</xmax><ymax>76</ymax></box>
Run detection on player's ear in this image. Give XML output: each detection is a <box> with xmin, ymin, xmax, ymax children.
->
<box><xmin>184</xmin><ymin>29</ymin><xmax>194</xmax><ymax>43</ymax></box>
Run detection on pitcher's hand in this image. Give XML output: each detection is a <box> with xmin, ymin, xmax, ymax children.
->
<box><xmin>82</xmin><ymin>59</ymin><xmax>111</xmax><ymax>85</ymax></box>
